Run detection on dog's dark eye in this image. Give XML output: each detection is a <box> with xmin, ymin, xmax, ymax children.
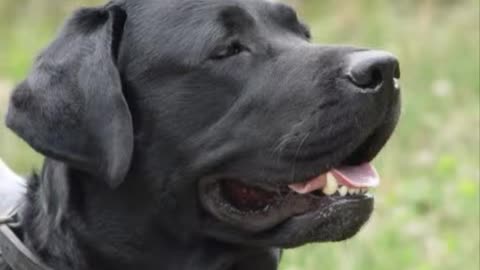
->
<box><xmin>300</xmin><ymin>23</ymin><xmax>311</xmax><ymax>40</ymax></box>
<box><xmin>211</xmin><ymin>41</ymin><xmax>247</xmax><ymax>60</ymax></box>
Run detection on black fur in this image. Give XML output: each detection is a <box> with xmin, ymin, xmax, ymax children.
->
<box><xmin>3</xmin><ymin>0</ymin><xmax>400</xmax><ymax>269</ymax></box>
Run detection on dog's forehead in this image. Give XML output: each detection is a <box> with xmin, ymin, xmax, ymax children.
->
<box><xmin>119</xmin><ymin>0</ymin><xmax>300</xmax><ymax>69</ymax></box>
<box><xmin>123</xmin><ymin>0</ymin><xmax>293</xmax><ymax>29</ymax></box>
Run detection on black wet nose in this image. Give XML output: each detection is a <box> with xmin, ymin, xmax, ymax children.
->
<box><xmin>347</xmin><ymin>50</ymin><xmax>400</xmax><ymax>90</ymax></box>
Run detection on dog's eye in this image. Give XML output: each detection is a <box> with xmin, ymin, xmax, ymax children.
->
<box><xmin>211</xmin><ymin>41</ymin><xmax>247</xmax><ymax>60</ymax></box>
<box><xmin>299</xmin><ymin>23</ymin><xmax>311</xmax><ymax>40</ymax></box>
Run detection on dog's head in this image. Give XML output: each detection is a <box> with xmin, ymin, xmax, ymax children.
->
<box><xmin>6</xmin><ymin>0</ymin><xmax>400</xmax><ymax>248</ymax></box>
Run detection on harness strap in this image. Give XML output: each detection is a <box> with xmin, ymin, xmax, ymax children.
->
<box><xmin>0</xmin><ymin>160</ymin><xmax>51</xmax><ymax>270</ymax></box>
<box><xmin>0</xmin><ymin>217</ymin><xmax>53</xmax><ymax>270</ymax></box>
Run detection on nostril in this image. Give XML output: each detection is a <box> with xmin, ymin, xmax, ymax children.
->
<box><xmin>347</xmin><ymin>50</ymin><xmax>400</xmax><ymax>91</ymax></box>
<box><xmin>393</xmin><ymin>62</ymin><xmax>401</xmax><ymax>79</ymax></box>
<box><xmin>353</xmin><ymin>67</ymin><xmax>383</xmax><ymax>89</ymax></box>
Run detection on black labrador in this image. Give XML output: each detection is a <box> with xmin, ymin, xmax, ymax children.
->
<box><xmin>2</xmin><ymin>0</ymin><xmax>400</xmax><ymax>269</ymax></box>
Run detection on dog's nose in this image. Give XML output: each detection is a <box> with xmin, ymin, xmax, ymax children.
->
<box><xmin>347</xmin><ymin>50</ymin><xmax>400</xmax><ymax>91</ymax></box>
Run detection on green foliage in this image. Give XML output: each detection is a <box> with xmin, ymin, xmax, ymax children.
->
<box><xmin>0</xmin><ymin>0</ymin><xmax>478</xmax><ymax>269</ymax></box>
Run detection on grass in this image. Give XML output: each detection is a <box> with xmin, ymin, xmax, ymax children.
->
<box><xmin>0</xmin><ymin>0</ymin><xmax>479</xmax><ymax>269</ymax></box>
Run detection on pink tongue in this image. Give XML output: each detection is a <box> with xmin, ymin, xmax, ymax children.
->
<box><xmin>288</xmin><ymin>163</ymin><xmax>380</xmax><ymax>194</ymax></box>
<box><xmin>331</xmin><ymin>163</ymin><xmax>380</xmax><ymax>188</ymax></box>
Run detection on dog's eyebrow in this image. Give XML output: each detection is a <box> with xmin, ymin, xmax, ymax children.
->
<box><xmin>270</xmin><ymin>3</ymin><xmax>310</xmax><ymax>39</ymax></box>
<box><xmin>217</xmin><ymin>6</ymin><xmax>255</xmax><ymax>35</ymax></box>
<box><xmin>274</xmin><ymin>3</ymin><xmax>298</xmax><ymax>23</ymax></box>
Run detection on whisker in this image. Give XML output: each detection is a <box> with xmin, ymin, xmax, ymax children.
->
<box><xmin>289</xmin><ymin>133</ymin><xmax>310</xmax><ymax>183</ymax></box>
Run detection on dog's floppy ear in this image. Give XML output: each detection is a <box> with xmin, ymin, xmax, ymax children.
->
<box><xmin>6</xmin><ymin>5</ymin><xmax>132</xmax><ymax>188</ymax></box>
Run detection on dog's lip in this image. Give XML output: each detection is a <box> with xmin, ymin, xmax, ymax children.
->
<box><xmin>200</xmin><ymin>186</ymin><xmax>374</xmax><ymax>247</ymax></box>
<box><xmin>198</xmin><ymin>170</ymin><xmax>375</xmax><ymax>233</ymax></box>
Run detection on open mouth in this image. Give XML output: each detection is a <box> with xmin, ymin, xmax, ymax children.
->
<box><xmin>199</xmin><ymin>162</ymin><xmax>379</xmax><ymax>233</ymax></box>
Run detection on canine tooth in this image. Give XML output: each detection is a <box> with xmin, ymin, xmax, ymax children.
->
<box><xmin>348</xmin><ymin>188</ymin><xmax>355</xmax><ymax>195</ymax></box>
<box><xmin>338</xmin><ymin>186</ymin><xmax>348</xmax><ymax>196</ymax></box>
<box><xmin>322</xmin><ymin>173</ymin><xmax>338</xmax><ymax>195</ymax></box>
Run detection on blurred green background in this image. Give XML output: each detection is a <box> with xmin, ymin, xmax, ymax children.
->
<box><xmin>0</xmin><ymin>0</ymin><xmax>478</xmax><ymax>269</ymax></box>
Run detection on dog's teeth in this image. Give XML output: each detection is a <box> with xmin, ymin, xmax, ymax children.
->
<box><xmin>338</xmin><ymin>186</ymin><xmax>348</xmax><ymax>196</ymax></box>
<box><xmin>348</xmin><ymin>188</ymin><xmax>359</xmax><ymax>195</ymax></box>
<box><xmin>361</xmin><ymin>188</ymin><xmax>369</xmax><ymax>194</ymax></box>
<box><xmin>322</xmin><ymin>173</ymin><xmax>338</xmax><ymax>195</ymax></box>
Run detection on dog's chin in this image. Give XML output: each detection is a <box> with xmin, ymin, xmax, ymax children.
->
<box><xmin>198</xmin><ymin>174</ymin><xmax>374</xmax><ymax>247</ymax></box>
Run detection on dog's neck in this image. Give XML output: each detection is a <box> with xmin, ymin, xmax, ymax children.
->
<box><xmin>18</xmin><ymin>159</ymin><xmax>279</xmax><ymax>270</ymax></box>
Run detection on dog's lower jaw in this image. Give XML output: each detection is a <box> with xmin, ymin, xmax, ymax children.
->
<box><xmin>16</xmin><ymin>159</ymin><xmax>280</xmax><ymax>270</ymax></box>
